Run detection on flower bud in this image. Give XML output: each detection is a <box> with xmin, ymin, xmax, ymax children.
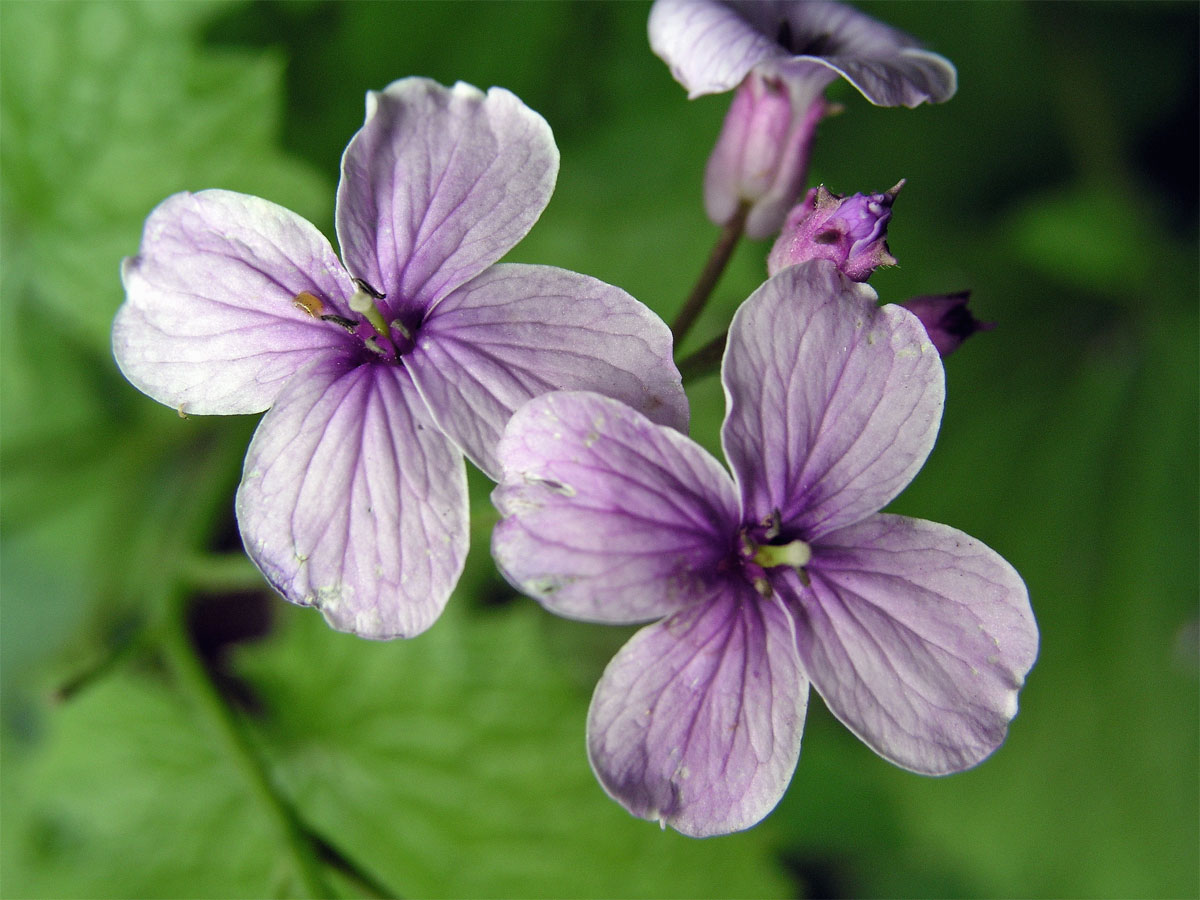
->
<box><xmin>899</xmin><ymin>291</ymin><xmax>994</xmax><ymax>356</ymax></box>
<box><xmin>767</xmin><ymin>182</ymin><xmax>902</xmax><ymax>281</ymax></box>
<box><xmin>704</xmin><ymin>71</ymin><xmax>829</xmax><ymax>239</ymax></box>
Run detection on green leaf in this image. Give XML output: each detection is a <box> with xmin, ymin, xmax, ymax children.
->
<box><xmin>2</xmin><ymin>596</ymin><xmax>793</xmax><ymax>899</ymax></box>
<box><xmin>1</xmin><ymin>0</ymin><xmax>328</xmax><ymax>688</ymax></box>
<box><xmin>2</xmin><ymin>669</ymin><xmax>286</xmax><ymax>899</ymax></box>
<box><xmin>1004</xmin><ymin>185</ymin><xmax>1184</xmax><ymax>303</ymax></box>
<box><xmin>0</xmin><ymin>0</ymin><xmax>329</xmax><ymax>352</ymax></box>
<box><xmin>234</xmin><ymin>598</ymin><xmax>794</xmax><ymax>899</ymax></box>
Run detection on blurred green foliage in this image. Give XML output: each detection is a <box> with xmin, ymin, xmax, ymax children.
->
<box><xmin>1</xmin><ymin>1</ymin><xmax>1196</xmax><ymax>898</ymax></box>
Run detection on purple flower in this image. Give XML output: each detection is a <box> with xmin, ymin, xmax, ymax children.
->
<box><xmin>113</xmin><ymin>78</ymin><xmax>687</xmax><ymax>640</ymax></box>
<box><xmin>767</xmin><ymin>182</ymin><xmax>901</xmax><ymax>280</ymax></box>
<box><xmin>649</xmin><ymin>0</ymin><xmax>957</xmax><ymax>237</ymax></box>
<box><xmin>900</xmin><ymin>291</ymin><xmax>995</xmax><ymax>357</ymax></box>
<box><xmin>492</xmin><ymin>260</ymin><xmax>1037</xmax><ymax>836</ymax></box>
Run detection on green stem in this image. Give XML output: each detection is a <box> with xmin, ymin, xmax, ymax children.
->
<box><xmin>677</xmin><ymin>328</ymin><xmax>729</xmax><ymax>383</ymax></box>
<box><xmin>670</xmin><ymin>203</ymin><xmax>748</xmax><ymax>347</ymax></box>
<box><xmin>181</xmin><ymin>551</ymin><xmax>267</xmax><ymax>593</ymax></box>
<box><xmin>159</xmin><ymin>587</ymin><xmax>333</xmax><ymax>899</ymax></box>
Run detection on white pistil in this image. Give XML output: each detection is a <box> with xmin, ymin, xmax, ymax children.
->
<box><xmin>753</xmin><ymin>539</ymin><xmax>812</xmax><ymax>570</ymax></box>
<box><xmin>348</xmin><ymin>285</ymin><xmax>389</xmax><ymax>337</ymax></box>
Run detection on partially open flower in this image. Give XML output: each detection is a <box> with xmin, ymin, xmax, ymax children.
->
<box><xmin>900</xmin><ymin>291</ymin><xmax>995</xmax><ymax>356</ymax></box>
<box><xmin>650</xmin><ymin>0</ymin><xmax>957</xmax><ymax>237</ymax></box>
<box><xmin>767</xmin><ymin>182</ymin><xmax>901</xmax><ymax>281</ymax></box>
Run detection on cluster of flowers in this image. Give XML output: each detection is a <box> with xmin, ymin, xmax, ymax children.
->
<box><xmin>113</xmin><ymin>0</ymin><xmax>1037</xmax><ymax>837</ymax></box>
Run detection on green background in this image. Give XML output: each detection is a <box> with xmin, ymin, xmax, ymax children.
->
<box><xmin>2</xmin><ymin>1</ymin><xmax>1196</xmax><ymax>897</ymax></box>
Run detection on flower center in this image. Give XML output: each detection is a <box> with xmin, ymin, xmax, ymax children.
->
<box><xmin>347</xmin><ymin>279</ymin><xmax>391</xmax><ymax>337</ymax></box>
<box><xmin>293</xmin><ymin>279</ymin><xmax>418</xmax><ymax>363</ymax></box>
<box><xmin>774</xmin><ymin>17</ymin><xmax>836</xmax><ymax>57</ymax></box>
<box><xmin>736</xmin><ymin>508</ymin><xmax>813</xmax><ymax>597</ymax></box>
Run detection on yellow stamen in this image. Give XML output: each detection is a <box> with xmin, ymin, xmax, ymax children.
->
<box><xmin>293</xmin><ymin>291</ymin><xmax>325</xmax><ymax>317</ymax></box>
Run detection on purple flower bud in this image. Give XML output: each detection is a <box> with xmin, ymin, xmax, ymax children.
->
<box><xmin>705</xmin><ymin>72</ymin><xmax>828</xmax><ymax>239</ymax></box>
<box><xmin>767</xmin><ymin>182</ymin><xmax>902</xmax><ymax>281</ymax></box>
<box><xmin>900</xmin><ymin>291</ymin><xmax>995</xmax><ymax>357</ymax></box>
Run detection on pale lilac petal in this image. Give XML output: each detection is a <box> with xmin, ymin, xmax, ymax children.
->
<box><xmin>734</xmin><ymin>0</ymin><xmax>924</xmax><ymax>54</ymax></box>
<box><xmin>650</xmin><ymin>0</ymin><xmax>956</xmax><ymax>106</ymax></box>
<box><xmin>782</xmin><ymin>513</ymin><xmax>1038</xmax><ymax>774</ymax></box>
<box><xmin>492</xmin><ymin>391</ymin><xmax>738</xmax><ymax>624</ymax></box>
<box><xmin>113</xmin><ymin>190</ymin><xmax>357</xmax><ymax>415</ymax></box>
<box><xmin>236</xmin><ymin>357</ymin><xmax>468</xmax><ymax>639</ymax></box>
<box><xmin>587</xmin><ymin>589</ymin><xmax>808</xmax><ymax>836</ymax></box>
<box><xmin>649</xmin><ymin>0</ymin><xmax>783</xmax><ymax>98</ymax></box>
<box><xmin>336</xmin><ymin>79</ymin><xmax>557</xmax><ymax>319</ymax></box>
<box><xmin>720</xmin><ymin>260</ymin><xmax>944</xmax><ymax>539</ymax></box>
<box><xmin>407</xmin><ymin>263</ymin><xmax>688</xmax><ymax>479</ymax></box>
<box><xmin>759</xmin><ymin>0</ymin><xmax>955</xmax><ymax>106</ymax></box>
<box><xmin>769</xmin><ymin>50</ymin><xmax>956</xmax><ymax>108</ymax></box>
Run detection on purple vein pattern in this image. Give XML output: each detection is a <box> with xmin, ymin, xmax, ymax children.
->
<box><xmin>492</xmin><ymin>260</ymin><xmax>1037</xmax><ymax>835</ymax></box>
<box><xmin>114</xmin><ymin>78</ymin><xmax>686</xmax><ymax>639</ymax></box>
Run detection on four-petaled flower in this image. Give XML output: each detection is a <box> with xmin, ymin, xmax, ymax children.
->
<box><xmin>114</xmin><ymin>78</ymin><xmax>687</xmax><ymax>640</ymax></box>
<box><xmin>649</xmin><ymin>0</ymin><xmax>958</xmax><ymax>237</ymax></box>
<box><xmin>492</xmin><ymin>260</ymin><xmax>1037</xmax><ymax>836</ymax></box>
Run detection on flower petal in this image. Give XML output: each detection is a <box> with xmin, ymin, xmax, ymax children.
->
<box><xmin>408</xmin><ymin>263</ymin><xmax>688</xmax><ymax>479</ymax></box>
<box><xmin>720</xmin><ymin>260</ymin><xmax>944</xmax><ymax>539</ymax></box>
<box><xmin>236</xmin><ymin>357</ymin><xmax>468</xmax><ymax>639</ymax></box>
<box><xmin>650</xmin><ymin>0</ymin><xmax>955</xmax><ymax>106</ymax></box>
<box><xmin>764</xmin><ymin>0</ymin><xmax>955</xmax><ymax>106</ymax></box>
<box><xmin>335</xmin><ymin>78</ymin><xmax>557</xmax><ymax>319</ymax></box>
<box><xmin>649</xmin><ymin>0</ymin><xmax>783</xmax><ymax>98</ymax></box>
<box><xmin>769</xmin><ymin>50</ymin><xmax>956</xmax><ymax>108</ymax></box>
<box><xmin>783</xmin><ymin>513</ymin><xmax>1038</xmax><ymax>774</ymax></box>
<box><xmin>587</xmin><ymin>588</ymin><xmax>808</xmax><ymax>836</ymax></box>
<box><xmin>492</xmin><ymin>391</ymin><xmax>738</xmax><ymax>624</ymax></box>
<box><xmin>113</xmin><ymin>190</ymin><xmax>357</xmax><ymax>415</ymax></box>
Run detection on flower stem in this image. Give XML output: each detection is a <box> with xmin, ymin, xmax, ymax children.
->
<box><xmin>181</xmin><ymin>551</ymin><xmax>266</xmax><ymax>593</ymax></box>
<box><xmin>671</xmin><ymin>203</ymin><xmax>748</xmax><ymax>347</ymax></box>
<box><xmin>677</xmin><ymin>328</ymin><xmax>729</xmax><ymax>383</ymax></box>
<box><xmin>160</xmin><ymin>585</ymin><xmax>334</xmax><ymax>899</ymax></box>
